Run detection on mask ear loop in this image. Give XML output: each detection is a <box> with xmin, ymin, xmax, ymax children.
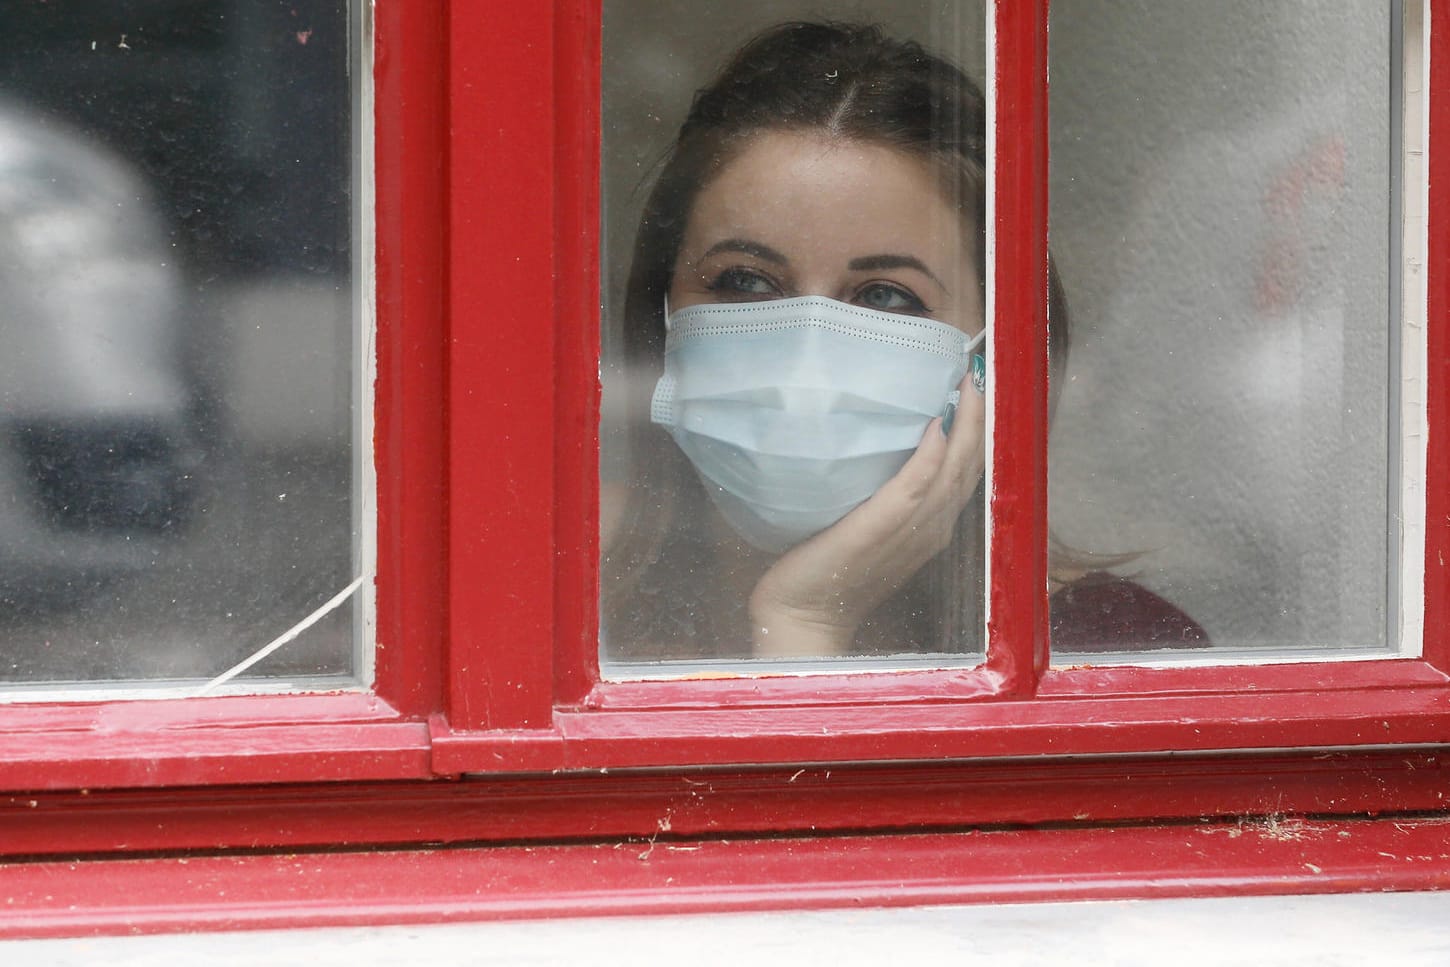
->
<box><xmin>662</xmin><ymin>292</ymin><xmax>673</xmax><ymax>332</ymax></box>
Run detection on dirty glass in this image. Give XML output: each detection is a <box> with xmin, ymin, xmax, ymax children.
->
<box><xmin>1047</xmin><ymin>0</ymin><xmax>1408</xmax><ymax>660</ymax></box>
<box><xmin>599</xmin><ymin>1</ymin><xmax>988</xmax><ymax>670</ymax></box>
<box><xmin>0</xmin><ymin>1</ymin><xmax>367</xmax><ymax>692</ymax></box>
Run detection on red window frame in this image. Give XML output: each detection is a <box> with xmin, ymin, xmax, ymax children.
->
<box><xmin>433</xmin><ymin>0</ymin><xmax>1450</xmax><ymax>768</ymax></box>
<box><xmin>2</xmin><ymin>0</ymin><xmax>1450</xmax><ymax>936</ymax></box>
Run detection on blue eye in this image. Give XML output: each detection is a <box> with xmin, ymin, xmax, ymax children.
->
<box><xmin>856</xmin><ymin>282</ymin><xmax>928</xmax><ymax>315</ymax></box>
<box><xmin>707</xmin><ymin>267</ymin><xmax>781</xmax><ymax>300</ymax></box>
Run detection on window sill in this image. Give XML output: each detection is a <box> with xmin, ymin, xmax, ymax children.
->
<box><xmin>3</xmin><ymin>813</ymin><xmax>1449</xmax><ymax>939</ymax></box>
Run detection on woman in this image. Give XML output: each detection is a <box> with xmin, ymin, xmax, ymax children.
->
<box><xmin>601</xmin><ymin>21</ymin><xmax>1202</xmax><ymax>661</ymax></box>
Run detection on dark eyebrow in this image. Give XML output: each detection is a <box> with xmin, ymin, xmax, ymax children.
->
<box><xmin>848</xmin><ymin>254</ymin><xmax>947</xmax><ymax>291</ymax></box>
<box><xmin>698</xmin><ymin>238</ymin><xmax>788</xmax><ymax>265</ymax></box>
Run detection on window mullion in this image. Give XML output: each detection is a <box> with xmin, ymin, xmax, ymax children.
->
<box><xmin>372</xmin><ymin>0</ymin><xmax>450</xmax><ymax>718</ymax></box>
<box><xmin>552</xmin><ymin>2</ymin><xmax>605</xmax><ymax>708</ymax></box>
<box><xmin>1423</xmin><ymin>0</ymin><xmax>1450</xmax><ymax>669</ymax></box>
<box><xmin>985</xmin><ymin>0</ymin><xmax>1052</xmax><ymax>694</ymax></box>
<box><xmin>445</xmin><ymin>2</ymin><xmax>560</xmax><ymax>731</ymax></box>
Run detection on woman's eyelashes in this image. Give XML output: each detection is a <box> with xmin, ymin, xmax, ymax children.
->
<box><xmin>705</xmin><ymin>265</ymin><xmax>783</xmax><ymax>300</ymax></box>
<box><xmin>853</xmin><ymin>281</ymin><xmax>930</xmax><ymax>316</ymax></box>
<box><xmin>701</xmin><ymin>267</ymin><xmax>933</xmax><ymax>316</ymax></box>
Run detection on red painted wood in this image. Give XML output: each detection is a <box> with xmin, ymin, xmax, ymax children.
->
<box><xmin>0</xmin><ymin>694</ymin><xmax>430</xmax><ymax>789</ymax></box>
<box><xmin>987</xmin><ymin>0</ymin><xmax>1052</xmax><ymax>692</ymax></box>
<box><xmin>5</xmin><ymin>816</ymin><xmax>1450</xmax><ymax>939</ymax></box>
<box><xmin>3</xmin><ymin>751</ymin><xmax>1448</xmax><ymax>858</ymax></box>
<box><xmin>585</xmin><ymin>665</ymin><xmax>1004</xmax><ymax>710</ymax></box>
<box><xmin>433</xmin><ymin>680</ymin><xmax>1450</xmax><ymax>773</ymax></box>
<box><xmin>552</xmin><ymin>2</ymin><xmax>604</xmax><ymax>706</ymax></box>
<box><xmin>0</xmin><ymin>10</ymin><xmax>1449</xmax><ymax>940</ymax></box>
<box><xmin>586</xmin><ymin>657</ymin><xmax>1447</xmax><ymax>711</ymax></box>
<box><xmin>0</xmin><ymin>726</ymin><xmax>428</xmax><ymax>790</ymax></box>
<box><xmin>0</xmin><ymin>0</ymin><xmax>1446</xmax><ymax>882</ymax></box>
<box><xmin>446</xmin><ymin>3</ymin><xmax>559</xmax><ymax>730</ymax></box>
<box><xmin>1036</xmin><ymin>656</ymin><xmax>1450</xmax><ymax>697</ymax></box>
<box><xmin>372</xmin><ymin>0</ymin><xmax>448</xmax><ymax>717</ymax></box>
<box><xmin>1425</xmin><ymin>0</ymin><xmax>1450</xmax><ymax>671</ymax></box>
<box><xmin>2</xmin><ymin>657</ymin><xmax>1444</xmax><ymax>789</ymax></box>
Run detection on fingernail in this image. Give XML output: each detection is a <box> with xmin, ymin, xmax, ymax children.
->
<box><xmin>970</xmin><ymin>353</ymin><xmax>986</xmax><ymax>396</ymax></box>
<box><xmin>941</xmin><ymin>402</ymin><xmax>957</xmax><ymax>437</ymax></box>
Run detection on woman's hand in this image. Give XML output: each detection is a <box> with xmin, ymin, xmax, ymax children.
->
<box><xmin>749</xmin><ymin>382</ymin><xmax>986</xmax><ymax>657</ymax></box>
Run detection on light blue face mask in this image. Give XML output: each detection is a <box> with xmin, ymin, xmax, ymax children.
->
<box><xmin>650</xmin><ymin>295</ymin><xmax>986</xmax><ymax>552</ymax></box>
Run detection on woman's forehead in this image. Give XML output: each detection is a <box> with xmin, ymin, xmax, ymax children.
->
<box><xmin>684</xmin><ymin>130</ymin><xmax>970</xmax><ymax>256</ymax></box>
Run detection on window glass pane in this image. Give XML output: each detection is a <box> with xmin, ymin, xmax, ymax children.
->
<box><xmin>599</xmin><ymin>1</ymin><xmax>987</xmax><ymax>670</ymax></box>
<box><xmin>1047</xmin><ymin>0</ymin><xmax>1404</xmax><ymax>659</ymax></box>
<box><xmin>0</xmin><ymin>1</ymin><xmax>367</xmax><ymax>690</ymax></box>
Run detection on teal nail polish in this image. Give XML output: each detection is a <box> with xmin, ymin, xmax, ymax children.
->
<box><xmin>970</xmin><ymin>353</ymin><xmax>986</xmax><ymax>396</ymax></box>
<box><xmin>941</xmin><ymin>401</ymin><xmax>957</xmax><ymax>437</ymax></box>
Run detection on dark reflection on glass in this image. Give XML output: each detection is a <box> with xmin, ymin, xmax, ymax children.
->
<box><xmin>0</xmin><ymin>1</ymin><xmax>359</xmax><ymax>685</ymax></box>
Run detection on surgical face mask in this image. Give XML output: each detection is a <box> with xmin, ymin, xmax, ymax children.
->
<box><xmin>650</xmin><ymin>295</ymin><xmax>985</xmax><ymax>553</ymax></box>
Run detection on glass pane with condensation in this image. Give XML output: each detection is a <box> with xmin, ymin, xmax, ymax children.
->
<box><xmin>0</xmin><ymin>1</ymin><xmax>369</xmax><ymax>692</ymax></box>
<box><xmin>599</xmin><ymin>1</ymin><xmax>989</xmax><ymax>671</ymax></box>
<box><xmin>1047</xmin><ymin>0</ymin><xmax>1407</xmax><ymax>660</ymax></box>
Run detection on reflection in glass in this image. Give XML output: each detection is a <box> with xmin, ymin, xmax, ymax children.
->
<box><xmin>1047</xmin><ymin>0</ymin><xmax>1400</xmax><ymax>658</ymax></box>
<box><xmin>0</xmin><ymin>1</ymin><xmax>364</xmax><ymax>688</ymax></box>
<box><xmin>599</xmin><ymin>3</ymin><xmax>989</xmax><ymax>668</ymax></box>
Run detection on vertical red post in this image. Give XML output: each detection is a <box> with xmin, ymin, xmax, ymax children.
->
<box><xmin>372</xmin><ymin>1</ymin><xmax>449</xmax><ymax>718</ymax></box>
<box><xmin>986</xmin><ymin>0</ymin><xmax>1052</xmax><ymax>692</ymax></box>
<box><xmin>446</xmin><ymin>2</ymin><xmax>560</xmax><ymax>730</ymax></box>
<box><xmin>1423</xmin><ymin>0</ymin><xmax>1449</xmax><ymax>669</ymax></box>
<box><xmin>553</xmin><ymin>2</ymin><xmax>604</xmax><ymax>706</ymax></box>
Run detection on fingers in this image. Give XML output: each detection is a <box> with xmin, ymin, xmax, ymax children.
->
<box><xmin>942</xmin><ymin>373</ymin><xmax>986</xmax><ymax>462</ymax></box>
<box><xmin>792</xmin><ymin>379</ymin><xmax>986</xmax><ymax>565</ymax></box>
<box><xmin>887</xmin><ymin>416</ymin><xmax>948</xmax><ymax>502</ymax></box>
<box><xmin>868</xmin><ymin>381</ymin><xmax>984</xmax><ymax>511</ymax></box>
<box><xmin>751</xmin><ymin>376</ymin><xmax>988</xmax><ymax>656</ymax></box>
<box><xmin>937</xmin><ymin>375</ymin><xmax>986</xmax><ymax>501</ymax></box>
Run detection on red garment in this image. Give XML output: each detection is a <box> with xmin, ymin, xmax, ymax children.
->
<box><xmin>1049</xmin><ymin>572</ymin><xmax>1208</xmax><ymax>653</ymax></box>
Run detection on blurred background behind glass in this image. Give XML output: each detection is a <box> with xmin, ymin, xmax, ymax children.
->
<box><xmin>0</xmin><ymin>0</ymin><xmax>361</xmax><ymax>687</ymax></box>
<box><xmin>1048</xmin><ymin>0</ymin><xmax>1398</xmax><ymax>657</ymax></box>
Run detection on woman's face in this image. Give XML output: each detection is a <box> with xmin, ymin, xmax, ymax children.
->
<box><xmin>669</xmin><ymin>129</ymin><xmax>984</xmax><ymax>337</ymax></box>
